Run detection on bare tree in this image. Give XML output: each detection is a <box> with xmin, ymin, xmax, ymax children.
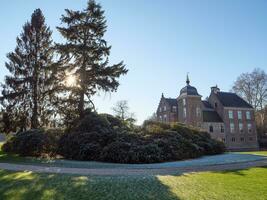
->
<box><xmin>112</xmin><ymin>100</ymin><xmax>136</xmax><ymax>126</ymax></box>
<box><xmin>112</xmin><ymin>100</ymin><xmax>130</xmax><ymax>121</ymax></box>
<box><xmin>232</xmin><ymin>68</ymin><xmax>267</xmax><ymax>110</ymax></box>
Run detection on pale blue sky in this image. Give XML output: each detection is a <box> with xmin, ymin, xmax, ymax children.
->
<box><xmin>1</xmin><ymin>0</ymin><xmax>267</xmax><ymax>124</ymax></box>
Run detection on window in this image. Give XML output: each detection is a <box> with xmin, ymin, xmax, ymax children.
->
<box><xmin>159</xmin><ymin>107</ymin><xmax>162</xmax><ymax>112</ymax></box>
<box><xmin>246</xmin><ymin>111</ymin><xmax>251</xmax><ymax>120</ymax></box>
<box><xmin>209</xmin><ymin>125</ymin><xmax>213</xmax><ymax>133</ymax></box>
<box><xmin>238</xmin><ymin>111</ymin><xmax>242</xmax><ymax>120</ymax></box>
<box><xmin>221</xmin><ymin>125</ymin><xmax>224</xmax><ymax>133</ymax></box>
<box><xmin>228</xmin><ymin>110</ymin><xmax>233</xmax><ymax>119</ymax></box>
<box><xmin>159</xmin><ymin>116</ymin><xmax>162</xmax><ymax>121</ymax></box>
<box><xmin>249</xmin><ymin>137</ymin><xmax>253</xmax><ymax>141</ymax></box>
<box><xmin>172</xmin><ymin>106</ymin><xmax>177</xmax><ymax>112</ymax></box>
<box><xmin>247</xmin><ymin>123</ymin><xmax>252</xmax><ymax>133</ymax></box>
<box><xmin>240</xmin><ymin>137</ymin><xmax>244</xmax><ymax>142</ymax></box>
<box><xmin>163</xmin><ymin>114</ymin><xmax>167</xmax><ymax>122</ymax></box>
<box><xmin>183</xmin><ymin>99</ymin><xmax>186</xmax><ymax>106</ymax></box>
<box><xmin>214</xmin><ymin>102</ymin><xmax>218</xmax><ymax>108</ymax></box>
<box><xmin>239</xmin><ymin>123</ymin><xmax>243</xmax><ymax>133</ymax></box>
<box><xmin>222</xmin><ymin>138</ymin><xmax>226</xmax><ymax>143</ymax></box>
<box><xmin>183</xmin><ymin>107</ymin><xmax>186</xmax><ymax>118</ymax></box>
<box><xmin>163</xmin><ymin>106</ymin><xmax>167</xmax><ymax>111</ymax></box>
<box><xmin>230</xmin><ymin>123</ymin><xmax>235</xmax><ymax>133</ymax></box>
<box><xmin>196</xmin><ymin>107</ymin><xmax>201</xmax><ymax>117</ymax></box>
<box><xmin>232</xmin><ymin>137</ymin><xmax>235</xmax><ymax>142</ymax></box>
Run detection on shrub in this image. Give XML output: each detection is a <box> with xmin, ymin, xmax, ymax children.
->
<box><xmin>2</xmin><ymin>129</ymin><xmax>63</xmax><ymax>157</ymax></box>
<box><xmin>58</xmin><ymin>131</ymin><xmax>116</xmax><ymax>160</ymax></box>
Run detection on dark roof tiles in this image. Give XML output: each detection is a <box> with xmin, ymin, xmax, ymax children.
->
<box><xmin>203</xmin><ymin>111</ymin><xmax>223</xmax><ymax>122</ymax></box>
<box><xmin>216</xmin><ymin>92</ymin><xmax>253</xmax><ymax>108</ymax></box>
<box><xmin>164</xmin><ymin>98</ymin><xmax>178</xmax><ymax>106</ymax></box>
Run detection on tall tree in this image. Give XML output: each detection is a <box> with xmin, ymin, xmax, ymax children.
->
<box><xmin>232</xmin><ymin>68</ymin><xmax>267</xmax><ymax>110</ymax></box>
<box><xmin>0</xmin><ymin>9</ymin><xmax>55</xmax><ymax>130</ymax></box>
<box><xmin>56</xmin><ymin>0</ymin><xmax>128</xmax><ymax>119</ymax></box>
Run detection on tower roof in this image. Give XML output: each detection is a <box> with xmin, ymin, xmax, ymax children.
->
<box><xmin>179</xmin><ymin>74</ymin><xmax>200</xmax><ymax>96</ymax></box>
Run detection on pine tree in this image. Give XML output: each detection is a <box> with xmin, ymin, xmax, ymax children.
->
<box><xmin>0</xmin><ymin>9</ymin><xmax>55</xmax><ymax>130</ymax></box>
<box><xmin>56</xmin><ymin>0</ymin><xmax>128</xmax><ymax>119</ymax></box>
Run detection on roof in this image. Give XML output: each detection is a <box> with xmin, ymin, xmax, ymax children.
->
<box><xmin>202</xmin><ymin>100</ymin><xmax>213</xmax><ymax>110</ymax></box>
<box><xmin>216</xmin><ymin>92</ymin><xmax>253</xmax><ymax>108</ymax></box>
<box><xmin>180</xmin><ymin>85</ymin><xmax>200</xmax><ymax>96</ymax></box>
<box><xmin>164</xmin><ymin>98</ymin><xmax>178</xmax><ymax>106</ymax></box>
<box><xmin>203</xmin><ymin>110</ymin><xmax>223</xmax><ymax>122</ymax></box>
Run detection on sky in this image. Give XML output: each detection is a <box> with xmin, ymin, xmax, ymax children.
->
<box><xmin>0</xmin><ymin>0</ymin><xmax>267</xmax><ymax>124</ymax></box>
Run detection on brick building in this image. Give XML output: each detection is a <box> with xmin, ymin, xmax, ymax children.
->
<box><xmin>156</xmin><ymin>76</ymin><xmax>258</xmax><ymax>150</ymax></box>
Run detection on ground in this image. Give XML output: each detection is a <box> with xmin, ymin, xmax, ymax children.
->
<box><xmin>1</xmin><ymin>142</ymin><xmax>267</xmax><ymax>200</ymax></box>
<box><xmin>0</xmin><ymin>167</ymin><xmax>267</xmax><ymax>200</ymax></box>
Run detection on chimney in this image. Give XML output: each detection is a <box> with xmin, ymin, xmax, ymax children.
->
<box><xmin>211</xmin><ymin>85</ymin><xmax>220</xmax><ymax>94</ymax></box>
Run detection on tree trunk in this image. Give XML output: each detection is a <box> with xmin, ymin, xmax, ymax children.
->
<box><xmin>32</xmin><ymin>75</ymin><xmax>38</xmax><ymax>129</ymax></box>
<box><xmin>78</xmin><ymin>92</ymin><xmax>84</xmax><ymax>119</ymax></box>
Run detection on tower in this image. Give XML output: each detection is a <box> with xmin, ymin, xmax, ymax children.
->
<box><xmin>177</xmin><ymin>75</ymin><xmax>203</xmax><ymax>127</ymax></box>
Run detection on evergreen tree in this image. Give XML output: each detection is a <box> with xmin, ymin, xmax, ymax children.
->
<box><xmin>56</xmin><ymin>0</ymin><xmax>128</xmax><ymax>119</ymax></box>
<box><xmin>0</xmin><ymin>9</ymin><xmax>55</xmax><ymax>130</ymax></box>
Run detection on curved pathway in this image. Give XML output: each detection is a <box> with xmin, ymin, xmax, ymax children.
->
<box><xmin>0</xmin><ymin>153</ymin><xmax>267</xmax><ymax>176</ymax></box>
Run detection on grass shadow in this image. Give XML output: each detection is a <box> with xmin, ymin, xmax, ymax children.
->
<box><xmin>0</xmin><ymin>170</ymin><xmax>180</xmax><ymax>200</ymax></box>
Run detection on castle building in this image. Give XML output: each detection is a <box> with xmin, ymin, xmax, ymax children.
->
<box><xmin>156</xmin><ymin>75</ymin><xmax>258</xmax><ymax>151</ymax></box>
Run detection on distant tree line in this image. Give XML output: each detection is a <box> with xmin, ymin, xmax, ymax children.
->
<box><xmin>0</xmin><ymin>0</ymin><xmax>128</xmax><ymax>133</ymax></box>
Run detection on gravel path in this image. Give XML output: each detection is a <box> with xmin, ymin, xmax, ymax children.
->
<box><xmin>0</xmin><ymin>156</ymin><xmax>267</xmax><ymax>176</ymax></box>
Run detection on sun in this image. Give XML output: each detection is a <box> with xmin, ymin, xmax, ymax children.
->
<box><xmin>65</xmin><ymin>74</ymin><xmax>77</xmax><ymax>87</ymax></box>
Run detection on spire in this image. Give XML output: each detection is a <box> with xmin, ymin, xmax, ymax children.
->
<box><xmin>186</xmin><ymin>73</ymin><xmax>190</xmax><ymax>85</ymax></box>
<box><xmin>161</xmin><ymin>93</ymin><xmax>164</xmax><ymax>98</ymax></box>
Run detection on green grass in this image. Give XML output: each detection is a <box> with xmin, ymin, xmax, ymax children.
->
<box><xmin>0</xmin><ymin>167</ymin><xmax>267</xmax><ymax>200</ymax></box>
<box><xmin>240</xmin><ymin>151</ymin><xmax>267</xmax><ymax>156</ymax></box>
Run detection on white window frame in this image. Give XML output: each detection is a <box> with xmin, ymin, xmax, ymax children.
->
<box><xmin>183</xmin><ymin>107</ymin><xmax>186</xmax><ymax>118</ymax></box>
<box><xmin>196</xmin><ymin>107</ymin><xmax>201</xmax><ymax>117</ymax></box>
<box><xmin>163</xmin><ymin>114</ymin><xmax>167</xmax><ymax>122</ymax></box>
<box><xmin>247</xmin><ymin>123</ymin><xmax>252</xmax><ymax>133</ymax></box>
<box><xmin>183</xmin><ymin>99</ymin><xmax>186</xmax><ymax>106</ymax></box>
<box><xmin>246</xmin><ymin>111</ymin><xmax>251</xmax><ymax>120</ymax></box>
<box><xmin>239</xmin><ymin>123</ymin><xmax>243</xmax><ymax>133</ymax></box>
<box><xmin>228</xmin><ymin>110</ymin><xmax>233</xmax><ymax>119</ymax></box>
<box><xmin>230</xmin><ymin>123</ymin><xmax>235</xmax><ymax>133</ymax></box>
<box><xmin>238</xmin><ymin>111</ymin><xmax>242</xmax><ymax>120</ymax></box>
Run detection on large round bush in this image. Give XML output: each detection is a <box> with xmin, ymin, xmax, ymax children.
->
<box><xmin>2</xmin><ymin>129</ymin><xmax>63</xmax><ymax>157</ymax></box>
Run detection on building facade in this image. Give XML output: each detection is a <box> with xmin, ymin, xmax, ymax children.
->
<box><xmin>156</xmin><ymin>76</ymin><xmax>258</xmax><ymax>151</ymax></box>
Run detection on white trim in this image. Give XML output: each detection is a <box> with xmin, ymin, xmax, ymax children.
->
<box><xmin>224</xmin><ymin>107</ymin><xmax>254</xmax><ymax>111</ymax></box>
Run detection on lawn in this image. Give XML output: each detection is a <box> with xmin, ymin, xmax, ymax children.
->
<box><xmin>0</xmin><ymin>167</ymin><xmax>267</xmax><ymax>200</ymax></box>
